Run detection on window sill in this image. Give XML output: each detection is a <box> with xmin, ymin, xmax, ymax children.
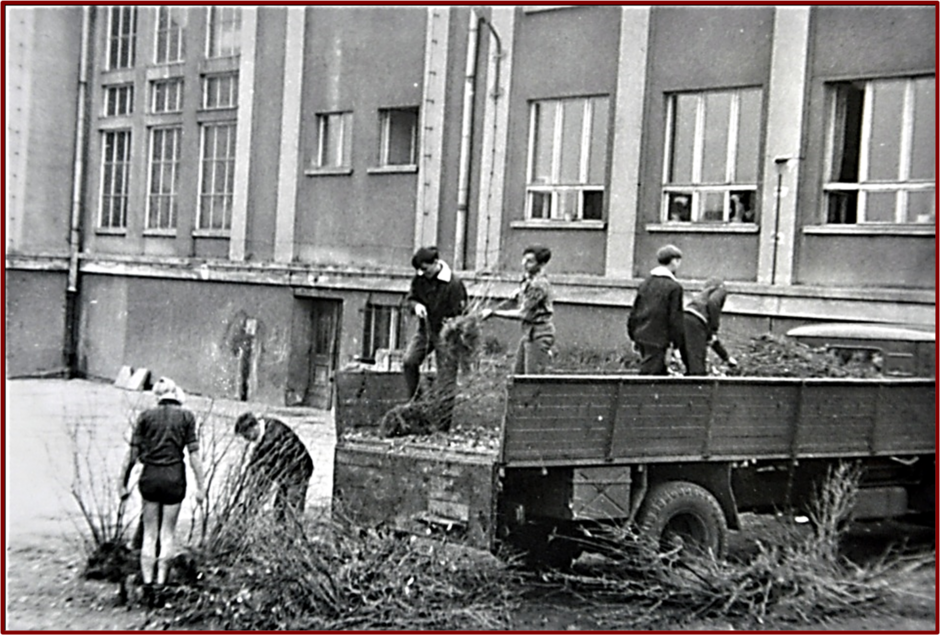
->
<box><xmin>95</xmin><ymin>227</ymin><xmax>127</xmax><ymax>236</ymax></box>
<box><xmin>646</xmin><ymin>223</ymin><xmax>759</xmax><ymax>234</ymax></box>
<box><xmin>192</xmin><ymin>229</ymin><xmax>231</xmax><ymax>238</ymax></box>
<box><xmin>367</xmin><ymin>165</ymin><xmax>418</xmax><ymax>175</ymax></box>
<box><xmin>304</xmin><ymin>167</ymin><xmax>353</xmax><ymax>177</ymax></box>
<box><xmin>143</xmin><ymin>229</ymin><xmax>177</xmax><ymax>238</ymax></box>
<box><xmin>803</xmin><ymin>224</ymin><xmax>935</xmax><ymax>237</ymax></box>
<box><xmin>145</xmin><ymin>65</ymin><xmax>184</xmax><ymax>81</ymax></box>
<box><xmin>510</xmin><ymin>219</ymin><xmax>607</xmax><ymax>230</ymax></box>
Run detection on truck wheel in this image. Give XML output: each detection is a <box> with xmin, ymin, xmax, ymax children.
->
<box><xmin>637</xmin><ymin>481</ymin><xmax>727</xmax><ymax>559</ymax></box>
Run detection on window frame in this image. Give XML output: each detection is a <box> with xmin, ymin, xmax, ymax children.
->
<box><xmin>378</xmin><ymin>107</ymin><xmax>419</xmax><ymax>168</ymax></box>
<box><xmin>314</xmin><ymin>111</ymin><xmax>353</xmax><ymax>170</ymax></box>
<box><xmin>103</xmin><ymin>84</ymin><xmax>134</xmax><ymax>117</ymax></box>
<box><xmin>150</xmin><ymin>78</ymin><xmax>184</xmax><ymax>114</ymax></box>
<box><xmin>361</xmin><ymin>302</ymin><xmax>404</xmax><ymax>363</ymax></box>
<box><xmin>201</xmin><ymin>73</ymin><xmax>239</xmax><ymax>110</ymax></box>
<box><xmin>524</xmin><ymin>95</ymin><xmax>609</xmax><ymax>222</ymax></box>
<box><xmin>822</xmin><ymin>76</ymin><xmax>935</xmax><ymax>225</ymax></box>
<box><xmin>106</xmin><ymin>6</ymin><xmax>137</xmax><ymax>71</ymax></box>
<box><xmin>197</xmin><ymin>122</ymin><xmax>238</xmax><ymax>231</ymax></box>
<box><xmin>146</xmin><ymin>126</ymin><xmax>183</xmax><ymax>231</ymax></box>
<box><xmin>206</xmin><ymin>7</ymin><xmax>242</xmax><ymax>59</ymax></box>
<box><xmin>661</xmin><ymin>87</ymin><xmax>761</xmax><ymax>225</ymax></box>
<box><xmin>153</xmin><ymin>6</ymin><xmax>186</xmax><ymax>65</ymax></box>
<box><xmin>98</xmin><ymin>129</ymin><xmax>133</xmax><ymax>230</ymax></box>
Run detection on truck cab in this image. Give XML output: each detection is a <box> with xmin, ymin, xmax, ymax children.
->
<box><xmin>786</xmin><ymin>322</ymin><xmax>935</xmax><ymax>378</ymax></box>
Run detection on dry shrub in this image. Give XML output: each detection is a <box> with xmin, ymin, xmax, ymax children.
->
<box><xmin>65</xmin><ymin>403</ymin><xmax>137</xmax><ymax>582</ymax></box>
<box><xmin>547</xmin><ymin>463</ymin><xmax>934</xmax><ymax>629</ymax></box>
<box><xmin>163</xmin><ymin>514</ymin><xmax>519</xmax><ymax>630</ymax></box>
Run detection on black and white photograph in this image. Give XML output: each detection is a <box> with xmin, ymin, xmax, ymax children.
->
<box><xmin>4</xmin><ymin>3</ymin><xmax>936</xmax><ymax>631</ymax></box>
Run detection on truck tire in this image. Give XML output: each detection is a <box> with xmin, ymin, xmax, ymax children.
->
<box><xmin>637</xmin><ymin>481</ymin><xmax>728</xmax><ymax>559</ymax></box>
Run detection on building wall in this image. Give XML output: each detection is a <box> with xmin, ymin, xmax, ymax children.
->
<box><xmin>639</xmin><ymin>6</ymin><xmax>775</xmax><ymax>282</ymax></box>
<box><xmin>500</xmin><ymin>6</ymin><xmax>622</xmax><ymax>276</ymax></box>
<box><xmin>795</xmin><ymin>5</ymin><xmax>936</xmax><ymax>288</ymax></box>
<box><xmin>4</xmin><ymin>270</ymin><xmax>69</xmax><ymax>376</ymax></box>
<box><xmin>244</xmin><ymin>7</ymin><xmax>288</xmax><ymax>263</ymax></box>
<box><xmin>5</xmin><ymin>7</ymin><xmax>82</xmax><ymax>256</ymax></box>
<box><xmin>295</xmin><ymin>7</ymin><xmax>426</xmax><ymax>268</ymax></box>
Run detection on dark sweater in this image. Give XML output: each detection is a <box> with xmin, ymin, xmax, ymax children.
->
<box><xmin>247</xmin><ymin>418</ymin><xmax>313</xmax><ymax>484</ymax></box>
<box><xmin>627</xmin><ymin>268</ymin><xmax>685</xmax><ymax>350</ymax></box>
<box><xmin>406</xmin><ymin>265</ymin><xmax>468</xmax><ymax>334</ymax></box>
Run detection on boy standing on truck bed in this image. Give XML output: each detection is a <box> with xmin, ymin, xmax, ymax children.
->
<box><xmin>627</xmin><ymin>244</ymin><xmax>686</xmax><ymax>375</ymax></box>
<box><xmin>403</xmin><ymin>246</ymin><xmax>468</xmax><ymax>430</ymax></box>
<box><xmin>482</xmin><ymin>245</ymin><xmax>555</xmax><ymax>374</ymax></box>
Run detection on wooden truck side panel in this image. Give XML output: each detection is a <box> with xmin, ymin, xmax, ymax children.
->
<box><xmin>333</xmin><ymin>440</ymin><xmax>498</xmax><ymax>552</ymax></box>
<box><xmin>503</xmin><ymin>377</ymin><xmax>935</xmax><ymax>466</ymax></box>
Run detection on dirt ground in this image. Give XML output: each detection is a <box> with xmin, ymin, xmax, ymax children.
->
<box><xmin>4</xmin><ymin>378</ymin><xmax>936</xmax><ymax>631</ymax></box>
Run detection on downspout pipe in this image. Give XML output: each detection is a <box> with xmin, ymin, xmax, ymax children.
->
<box><xmin>454</xmin><ymin>9</ymin><xmax>480</xmax><ymax>271</ymax></box>
<box><xmin>65</xmin><ymin>6</ymin><xmax>91</xmax><ymax>376</ymax></box>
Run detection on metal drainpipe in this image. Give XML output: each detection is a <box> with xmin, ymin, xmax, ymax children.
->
<box><xmin>453</xmin><ymin>9</ymin><xmax>480</xmax><ymax>271</ymax></box>
<box><xmin>64</xmin><ymin>6</ymin><xmax>91</xmax><ymax>377</ymax></box>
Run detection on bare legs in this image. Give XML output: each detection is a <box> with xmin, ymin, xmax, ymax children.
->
<box><xmin>139</xmin><ymin>500</ymin><xmax>182</xmax><ymax>585</ymax></box>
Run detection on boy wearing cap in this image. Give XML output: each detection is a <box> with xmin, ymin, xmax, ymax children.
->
<box><xmin>627</xmin><ymin>244</ymin><xmax>686</xmax><ymax>375</ymax></box>
<box><xmin>402</xmin><ymin>246</ymin><xmax>468</xmax><ymax>429</ymax></box>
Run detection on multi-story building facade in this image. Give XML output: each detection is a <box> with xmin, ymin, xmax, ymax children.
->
<box><xmin>5</xmin><ymin>5</ymin><xmax>935</xmax><ymax>407</ymax></box>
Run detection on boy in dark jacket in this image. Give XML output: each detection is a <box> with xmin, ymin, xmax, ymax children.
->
<box><xmin>402</xmin><ymin>246</ymin><xmax>468</xmax><ymax>430</ymax></box>
<box><xmin>235</xmin><ymin>412</ymin><xmax>314</xmax><ymax>520</ymax></box>
<box><xmin>627</xmin><ymin>244</ymin><xmax>685</xmax><ymax>375</ymax></box>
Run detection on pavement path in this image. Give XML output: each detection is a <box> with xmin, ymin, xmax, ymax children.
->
<box><xmin>4</xmin><ymin>378</ymin><xmax>336</xmax><ymax>544</ymax></box>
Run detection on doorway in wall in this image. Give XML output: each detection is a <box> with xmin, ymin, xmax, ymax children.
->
<box><xmin>287</xmin><ymin>297</ymin><xmax>342</xmax><ymax>409</ymax></box>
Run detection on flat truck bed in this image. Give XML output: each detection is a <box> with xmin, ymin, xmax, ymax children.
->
<box><xmin>333</xmin><ymin>374</ymin><xmax>935</xmax><ymax>557</ymax></box>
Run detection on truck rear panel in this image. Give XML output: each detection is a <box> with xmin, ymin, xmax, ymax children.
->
<box><xmin>333</xmin><ymin>439</ymin><xmax>498</xmax><ymax>551</ymax></box>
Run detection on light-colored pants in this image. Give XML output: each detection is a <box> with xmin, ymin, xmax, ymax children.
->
<box><xmin>515</xmin><ymin>323</ymin><xmax>555</xmax><ymax>374</ymax></box>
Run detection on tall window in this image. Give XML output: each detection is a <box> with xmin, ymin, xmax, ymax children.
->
<box><xmin>147</xmin><ymin>127</ymin><xmax>182</xmax><ymax>230</ymax></box>
<box><xmin>207</xmin><ymin>7</ymin><xmax>241</xmax><ymax>58</ymax></box>
<box><xmin>154</xmin><ymin>6</ymin><xmax>186</xmax><ymax>64</ymax></box>
<box><xmin>362</xmin><ymin>303</ymin><xmax>403</xmax><ymax>362</ymax></box>
<box><xmin>526</xmin><ymin>96</ymin><xmax>609</xmax><ymax>221</ymax></box>
<box><xmin>315</xmin><ymin>112</ymin><xmax>353</xmax><ymax>169</ymax></box>
<box><xmin>202</xmin><ymin>73</ymin><xmax>239</xmax><ymax>109</ymax></box>
<box><xmin>379</xmin><ymin>107</ymin><xmax>418</xmax><ymax>167</ymax></box>
<box><xmin>99</xmin><ymin>130</ymin><xmax>132</xmax><ymax>229</ymax></box>
<box><xmin>103</xmin><ymin>84</ymin><xmax>134</xmax><ymax>116</ymax></box>
<box><xmin>151</xmin><ymin>78</ymin><xmax>183</xmax><ymax>113</ymax></box>
<box><xmin>106</xmin><ymin>7</ymin><xmax>137</xmax><ymax>70</ymax></box>
<box><xmin>825</xmin><ymin>76</ymin><xmax>935</xmax><ymax>225</ymax></box>
<box><xmin>198</xmin><ymin>123</ymin><xmax>237</xmax><ymax>230</ymax></box>
<box><xmin>663</xmin><ymin>88</ymin><xmax>762</xmax><ymax>223</ymax></box>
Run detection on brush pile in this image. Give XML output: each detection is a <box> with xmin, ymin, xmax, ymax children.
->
<box><xmin>163</xmin><ymin>514</ymin><xmax>520</xmax><ymax>630</ymax></box>
<box><xmin>540</xmin><ymin>463</ymin><xmax>934</xmax><ymax>629</ymax></box>
<box><xmin>727</xmin><ymin>334</ymin><xmax>881</xmax><ymax>378</ymax></box>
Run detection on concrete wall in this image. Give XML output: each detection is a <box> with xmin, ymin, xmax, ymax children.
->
<box><xmin>79</xmin><ymin>275</ymin><xmax>299</xmax><ymax>403</ymax></box>
<box><xmin>295</xmin><ymin>7</ymin><xmax>426</xmax><ymax>268</ymax></box>
<box><xmin>244</xmin><ymin>7</ymin><xmax>288</xmax><ymax>263</ymax></box>
<box><xmin>795</xmin><ymin>5</ymin><xmax>936</xmax><ymax>289</ymax></box>
<box><xmin>5</xmin><ymin>7</ymin><xmax>82</xmax><ymax>256</ymax></box>
<box><xmin>4</xmin><ymin>271</ymin><xmax>68</xmax><ymax>376</ymax></box>
<box><xmin>500</xmin><ymin>6</ymin><xmax>622</xmax><ymax>276</ymax></box>
<box><xmin>639</xmin><ymin>6</ymin><xmax>775</xmax><ymax>282</ymax></box>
